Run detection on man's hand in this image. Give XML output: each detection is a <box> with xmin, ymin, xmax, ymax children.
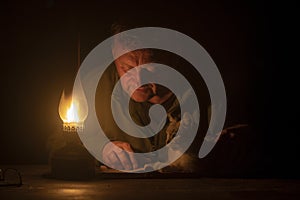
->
<box><xmin>102</xmin><ymin>141</ymin><xmax>139</xmax><ymax>170</ymax></box>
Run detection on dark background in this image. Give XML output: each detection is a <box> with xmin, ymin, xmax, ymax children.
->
<box><xmin>0</xmin><ymin>0</ymin><xmax>296</xmax><ymax>177</ymax></box>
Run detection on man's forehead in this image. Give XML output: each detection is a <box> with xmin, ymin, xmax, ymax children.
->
<box><xmin>117</xmin><ymin>50</ymin><xmax>152</xmax><ymax>63</ymax></box>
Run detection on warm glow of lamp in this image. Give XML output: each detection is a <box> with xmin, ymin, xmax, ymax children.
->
<box><xmin>58</xmin><ymin>88</ymin><xmax>88</xmax><ymax>132</ymax></box>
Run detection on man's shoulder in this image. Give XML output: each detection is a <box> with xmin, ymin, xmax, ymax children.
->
<box><xmin>96</xmin><ymin>63</ymin><xmax>119</xmax><ymax>101</ymax></box>
<box><xmin>100</xmin><ymin>63</ymin><xmax>119</xmax><ymax>85</ymax></box>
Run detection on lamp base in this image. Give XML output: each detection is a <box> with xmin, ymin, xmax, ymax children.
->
<box><xmin>50</xmin><ymin>142</ymin><xmax>95</xmax><ymax>180</ymax></box>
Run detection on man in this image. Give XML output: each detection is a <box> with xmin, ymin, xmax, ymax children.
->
<box><xmin>95</xmin><ymin>22</ymin><xmax>211</xmax><ymax>172</ymax></box>
<box><xmin>95</xmin><ymin>22</ymin><xmax>254</xmax><ymax>175</ymax></box>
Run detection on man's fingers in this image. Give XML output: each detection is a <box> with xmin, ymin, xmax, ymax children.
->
<box><xmin>127</xmin><ymin>152</ymin><xmax>139</xmax><ymax>169</ymax></box>
<box><xmin>105</xmin><ymin>144</ymin><xmax>134</xmax><ymax>170</ymax></box>
<box><xmin>106</xmin><ymin>151</ymin><xmax>124</xmax><ymax>170</ymax></box>
<box><xmin>117</xmin><ymin>143</ymin><xmax>139</xmax><ymax>169</ymax></box>
<box><xmin>115</xmin><ymin>149</ymin><xmax>133</xmax><ymax>170</ymax></box>
<box><xmin>102</xmin><ymin>141</ymin><xmax>141</xmax><ymax>170</ymax></box>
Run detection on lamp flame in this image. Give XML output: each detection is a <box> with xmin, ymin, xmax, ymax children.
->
<box><xmin>58</xmin><ymin>78</ymin><xmax>88</xmax><ymax>132</ymax></box>
<box><xmin>66</xmin><ymin>102</ymin><xmax>79</xmax><ymax>123</ymax></box>
<box><xmin>59</xmin><ymin>93</ymin><xmax>83</xmax><ymax>123</ymax></box>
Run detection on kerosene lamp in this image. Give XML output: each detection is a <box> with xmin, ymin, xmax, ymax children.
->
<box><xmin>50</xmin><ymin>90</ymin><xmax>95</xmax><ymax>180</ymax></box>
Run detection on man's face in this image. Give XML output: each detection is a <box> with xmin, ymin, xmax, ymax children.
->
<box><xmin>114</xmin><ymin>50</ymin><xmax>156</xmax><ymax>102</ymax></box>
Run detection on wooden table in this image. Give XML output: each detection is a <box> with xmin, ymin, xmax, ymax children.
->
<box><xmin>1</xmin><ymin>165</ymin><xmax>300</xmax><ymax>200</ymax></box>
